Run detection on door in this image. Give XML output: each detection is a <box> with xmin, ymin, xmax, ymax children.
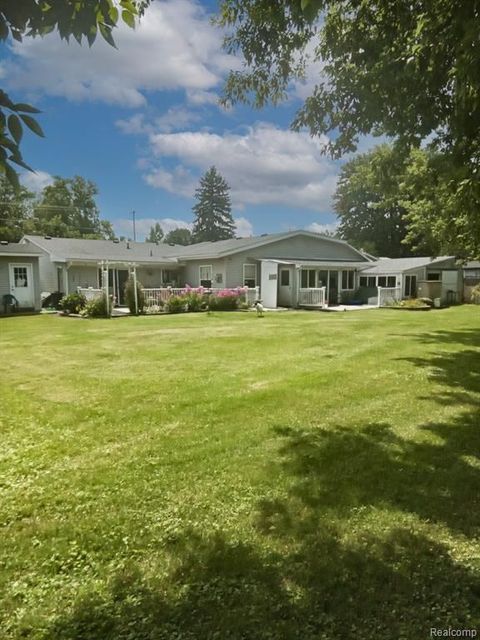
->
<box><xmin>9</xmin><ymin>264</ymin><xmax>34</xmax><ymax>307</ymax></box>
<box><xmin>117</xmin><ymin>270</ymin><xmax>129</xmax><ymax>305</ymax></box>
<box><xmin>328</xmin><ymin>271</ymin><xmax>339</xmax><ymax>305</ymax></box>
<box><xmin>278</xmin><ymin>266</ymin><xmax>294</xmax><ymax>306</ymax></box>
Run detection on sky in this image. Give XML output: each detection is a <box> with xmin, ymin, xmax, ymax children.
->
<box><xmin>2</xmin><ymin>0</ymin><xmax>379</xmax><ymax>240</ymax></box>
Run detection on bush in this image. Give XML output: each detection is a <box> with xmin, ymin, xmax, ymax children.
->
<box><xmin>471</xmin><ymin>284</ymin><xmax>480</xmax><ymax>304</ymax></box>
<box><xmin>183</xmin><ymin>291</ymin><xmax>206</xmax><ymax>312</ymax></box>
<box><xmin>208</xmin><ymin>290</ymin><xmax>241</xmax><ymax>311</ymax></box>
<box><xmin>59</xmin><ymin>292</ymin><xmax>86</xmax><ymax>314</ymax></box>
<box><xmin>84</xmin><ymin>295</ymin><xmax>111</xmax><ymax>318</ymax></box>
<box><xmin>124</xmin><ymin>277</ymin><xmax>145</xmax><ymax>314</ymax></box>
<box><xmin>165</xmin><ymin>295</ymin><xmax>186</xmax><ymax>313</ymax></box>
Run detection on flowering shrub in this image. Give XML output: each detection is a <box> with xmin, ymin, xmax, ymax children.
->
<box><xmin>208</xmin><ymin>288</ymin><xmax>245</xmax><ymax>311</ymax></box>
<box><xmin>183</xmin><ymin>291</ymin><xmax>206</xmax><ymax>312</ymax></box>
<box><xmin>83</xmin><ymin>294</ymin><xmax>111</xmax><ymax>318</ymax></box>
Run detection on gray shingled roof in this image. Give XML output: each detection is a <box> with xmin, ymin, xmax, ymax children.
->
<box><xmin>23</xmin><ymin>231</ymin><xmax>370</xmax><ymax>263</ymax></box>
<box><xmin>23</xmin><ymin>236</ymin><xmax>180</xmax><ymax>264</ymax></box>
<box><xmin>167</xmin><ymin>230</ymin><xmax>368</xmax><ymax>260</ymax></box>
<box><xmin>464</xmin><ymin>261</ymin><xmax>480</xmax><ymax>269</ymax></box>
<box><xmin>359</xmin><ymin>256</ymin><xmax>455</xmax><ymax>274</ymax></box>
<box><xmin>0</xmin><ymin>242</ymin><xmax>42</xmax><ymax>256</ymax></box>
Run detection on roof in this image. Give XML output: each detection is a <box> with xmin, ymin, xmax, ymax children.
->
<box><xmin>265</xmin><ymin>259</ymin><xmax>372</xmax><ymax>268</ymax></box>
<box><xmin>169</xmin><ymin>230</ymin><xmax>371</xmax><ymax>261</ymax></box>
<box><xmin>23</xmin><ymin>235</ymin><xmax>180</xmax><ymax>264</ymax></box>
<box><xmin>0</xmin><ymin>242</ymin><xmax>42</xmax><ymax>257</ymax></box>
<box><xmin>22</xmin><ymin>231</ymin><xmax>372</xmax><ymax>264</ymax></box>
<box><xmin>464</xmin><ymin>261</ymin><xmax>480</xmax><ymax>269</ymax></box>
<box><xmin>359</xmin><ymin>256</ymin><xmax>455</xmax><ymax>275</ymax></box>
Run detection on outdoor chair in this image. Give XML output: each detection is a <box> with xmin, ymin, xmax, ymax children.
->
<box><xmin>2</xmin><ymin>294</ymin><xmax>19</xmax><ymax>314</ymax></box>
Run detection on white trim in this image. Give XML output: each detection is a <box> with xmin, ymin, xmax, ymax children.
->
<box><xmin>341</xmin><ymin>269</ymin><xmax>355</xmax><ymax>291</ymax></box>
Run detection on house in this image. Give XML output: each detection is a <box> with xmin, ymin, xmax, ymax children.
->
<box><xmin>0</xmin><ymin>242</ymin><xmax>42</xmax><ymax>313</ymax></box>
<box><xmin>463</xmin><ymin>261</ymin><xmax>480</xmax><ymax>302</ymax></box>
<box><xmin>22</xmin><ymin>231</ymin><xmax>373</xmax><ymax>307</ymax></box>
<box><xmin>357</xmin><ymin>256</ymin><xmax>462</xmax><ymax>305</ymax></box>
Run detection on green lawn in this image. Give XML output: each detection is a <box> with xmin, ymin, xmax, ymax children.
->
<box><xmin>1</xmin><ymin>307</ymin><xmax>479</xmax><ymax>639</ymax></box>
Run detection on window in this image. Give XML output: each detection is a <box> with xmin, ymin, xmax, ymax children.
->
<box><xmin>404</xmin><ymin>274</ymin><xmax>417</xmax><ymax>297</ymax></box>
<box><xmin>14</xmin><ymin>266</ymin><xmax>28</xmax><ymax>287</ymax></box>
<box><xmin>378</xmin><ymin>276</ymin><xmax>387</xmax><ymax>287</ymax></box>
<box><xmin>387</xmin><ymin>276</ymin><xmax>396</xmax><ymax>287</ymax></box>
<box><xmin>360</xmin><ymin>276</ymin><xmax>376</xmax><ymax>287</ymax></box>
<box><xmin>427</xmin><ymin>272</ymin><xmax>441</xmax><ymax>281</ymax></box>
<box><xmin>243</xmin><ymin>263</ymin><xmax>256</xmax><ymax>288</ymax></box>
<box><xmin>301</xmin><ymin>269</ymin><xmax>316</xmax><ymax>288</ymax></box>
<box><xmin>199</xmin><ymin>265</ymin><xmax>212</xmax><ymax>287</ymax></box>
<box><xmin>280</xmin><ymin>269</ymin><xmax>290</xmax><ymax>286</ymax></box>
<box><xmin>215</xmin><ymin>273</ymin><xmax>223</xmax><ymax>284</ymax></box>
<box><xmin>341</xmin><ymin>270</ymin><xmax>354</xmax><ymax>290</ymax></box>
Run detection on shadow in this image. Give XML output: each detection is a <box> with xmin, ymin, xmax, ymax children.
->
<box><xmin>41</xmin><ymin>327</ymin><xmax>480</xmax><ymax>639</ymax></box>
<box><xmin>44</xmin><ymin>526</ymin><xmax>479</xmax><ymax>640</ymax></box>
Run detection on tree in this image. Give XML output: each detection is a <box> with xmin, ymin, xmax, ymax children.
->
<box><xmin>219</xmin><ymin>0</ymin><xmax>480</xmax><ymax>256</ymax></box>
<box><xmin>0</xmin><ymin>176</ymin><xmax>35</xmax><ymax>241</ymax></box>
<box><xmin>164</xmin><ymin>228</ymin><xmax>192</xmax><ymax>245</ymax></box>
<box><xmin>334</xmin><ymin>145</ymin><xmax>436</xmax><ymax>257</ymax></box>
<box><xmin>0</xmin><ymin>1</ymin><xmax>149</xmax><ymax>187</ymax></box>
<box><xmin>146</xmin><ymin>222</ymin><xmax>164</xmax><ymax>243</ymax></box>
<box><xmin>28</xmin><ymin>176</ymin><xmax>115</xmax><ymax>239</ymax></box>
<box><xmin>192</xmin><ymin>167</ymin><xmax>235</xmax><ymax>243</ymax></box>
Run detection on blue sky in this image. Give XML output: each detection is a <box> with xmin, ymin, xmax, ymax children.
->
<box><xmin>2</xmin><ymin>0</ymin><xmax>372</xmax><ymax>240</ymax></box>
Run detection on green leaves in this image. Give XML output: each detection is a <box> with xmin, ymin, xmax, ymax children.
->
<box><xmin>7</xmin><ymin>114</ymin><xmax>22</xmax><ymax>144</ymax></box>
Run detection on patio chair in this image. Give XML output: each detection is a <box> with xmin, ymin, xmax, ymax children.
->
<box><xmin>3</xmin><ymin>294</ymin><xmax>19</xmax><ymax>314</ymax></box>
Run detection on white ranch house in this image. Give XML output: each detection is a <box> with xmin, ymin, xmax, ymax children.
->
<box><xmin>0</xmin><ymin>231</ymin><xmax>463</xmax><ymax>312</ymax></box>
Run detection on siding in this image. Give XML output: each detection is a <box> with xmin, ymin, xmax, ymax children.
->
<box><xmin>0</xmin><ymin>256</ymin><xmax>41</xmax><ymax>311</ymax></box>
<box><xmin>68</xmin><ymin>266</ymin><xmax>99</xmax><ymax>291</ymax></box>
<box><xmin>183</xmin><ymin>258</ymin><xmax>227</xmax><ymax>287</ymax></box>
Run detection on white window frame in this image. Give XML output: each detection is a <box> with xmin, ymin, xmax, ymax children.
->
<box><xmin>300</xmin><ymin>269</ymin><xmax>317</xmax><ymax>289</ymax></box>
<box><xmin>242</xmin><ymin>263</ymin><xmax>257</xmax><ymax>287</ymax></box>
<box><xmin>199</xmin><ymin>264</ymin><xmax>213</xmax><ymax>285</ymax></box>
<box><xmin>341</xmin><ymin>270</ymin><xmax>355</xmax><ymax>290</ymax></box>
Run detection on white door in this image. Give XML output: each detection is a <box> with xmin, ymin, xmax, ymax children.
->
<box><xmin>278</xmin><ymin>266</ymin><xmax>294</xmax><ymax>307</ymax></box>
<box><xmin>9</xmin><ymin>264</ymin><xmax>34</xmax><ymax>307</ymax></box>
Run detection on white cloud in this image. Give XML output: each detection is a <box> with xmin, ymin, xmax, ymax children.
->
<box><xmin>6</xmin><ymin>1</ymin><xmax>238</xmax><ymax>107</ymax></box>
<box><xmin>145</xmin><ymin>122</ymin><xmax>338</xmax><ymax>211</ymax></box>
<box><xmin>21</xmin><ymin>170</ymin><xmax>54</xmax><ymax>192</ymax></box>
<box><xmin>306</xmin><ymin>222</ymin><xmax>338</xmax><ymax>235</ymax></box>
<box><xmin>114</xmin><ymin>216</ymin><xmax>192</xmax><ymax>240</ymax></box>
<box><xmin>234</xmin><ymin>217</ymin><xmax>253</xmax><ymax>237</ymax></box>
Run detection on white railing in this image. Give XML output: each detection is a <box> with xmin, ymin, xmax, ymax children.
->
<box><xmin>142</xmin><ymin>286</ymin><xmax>261</xmax><ymax>311</ymax></box>
<box><xmin>298</xmin><ymin>287</ymin><xmax>327</xmax><ymax>307</ymax></box>
<box><xmin>377</xmin><ymin>286</ymin><xmax>402</xmax><ymax>307</ymax></box>
<box><xmin>77</xmin><ymin>287</ymin><xmax>103</xmax><ymax>301</ymax></box>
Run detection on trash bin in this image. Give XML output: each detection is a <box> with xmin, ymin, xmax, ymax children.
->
<box><xmin>433</xmin><ymin>298</ymin><xmax>441</xmax><ymax>308</ymax></box>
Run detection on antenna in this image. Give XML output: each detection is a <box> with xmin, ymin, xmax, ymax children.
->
<box><xmin>132</xmin><ymin>210</ymin><xmax>136</xmax><ymax>242</ymax></box>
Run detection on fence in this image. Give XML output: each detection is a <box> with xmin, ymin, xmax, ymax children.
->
<box><xmin>298</xmin><ymin>287</ymin><xmax>327</xmax><ymax>307</ymax></box>
<box><xmin>377</xmin><ymin>286</ymin><xmax>402</xmax><ymax>307</ymax></box>
<box><xmin>142</xmin><ymin>286</ymin><xmax>260</xmax><ymax>312</ymax></box>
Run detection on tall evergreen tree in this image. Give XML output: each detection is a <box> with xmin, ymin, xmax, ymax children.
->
<box><xmin>145</xmin><ymin>222</ymin><xmax>164</xmax><ymax>243</ymax></box>
<box><xmin>192</xmin><ymin>167</ymin><xmax>235</xmax><ymax>243</ymax></box>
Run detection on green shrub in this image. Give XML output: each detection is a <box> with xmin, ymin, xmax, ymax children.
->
<box><xmin>471</xmin><ymin>284</ymin><xmax>480</xmax><ymax>304</ymax></box>
<box><xmin>183</xmin><ymin>291</ymin><xmax>206</xmax><ymax>312</ymax></box>
<box><xmin>59</xmin><ymin>292</ymin><xmax>86</xmax><ymax>314</ymax></box>
<box><xmin>124</xmin><ymin>277</ymin><xmax>145</xmax><ymax>314</ymax></box>
<box><xmin>208</xmin><ymin>292</ymin><xmax>240</xmax><ymax>311</ymax></box>
<box><xmin>165</xmin><ymin>295</ymin><xmax>186</xmax><ymax>313</ymax></box>
<box><xmin>84</xmin><ymin>295</ymin><xmax>111</xmax><ymax>318</ymax></box>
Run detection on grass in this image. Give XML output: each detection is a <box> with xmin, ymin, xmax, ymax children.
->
<box><xmin>0</xmin><ymin>307</ymin><xmax>479</xmax><ymax>639</ymax></box>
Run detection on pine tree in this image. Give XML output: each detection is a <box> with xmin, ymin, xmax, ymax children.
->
<box><xmin>192</xmin><ymin>167</ymin><xmax>235</xmax><ymax>242</ymax></box>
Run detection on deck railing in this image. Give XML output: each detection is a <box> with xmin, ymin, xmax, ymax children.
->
<box><xmin>142</xmin><ymin>286</ymin><xmax>260</xmax><ymax>311</ymax></box>
<box><xmin>377</xmin><ymin>286</ymin><xmax>402</xmax><ymax>307</ymax></box>
<box><xmin>77</xmin><ymin>287</ymin><xmax>103</xmax><ymax>301</ymax></box>
<box><xmin>298</xmin><ymin>287</ymin><xmax>327</xmax><ymax>307</ymax></box>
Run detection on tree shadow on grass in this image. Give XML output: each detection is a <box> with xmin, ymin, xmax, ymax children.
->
<box><xmin>41</xmin><ymin>328</ymin><xmax>480</xmax><ymax>640</ymax></box>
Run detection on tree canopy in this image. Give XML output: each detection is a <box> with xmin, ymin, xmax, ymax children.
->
<box><xmin>192</xmin><ymin>167</ymin><xmax>235</xmax><ymax>243</ymax></box>
<box><xmin>0</xmin><ymin>174</ymin><xmax>115</xmax><ymax>240</ymax></box>
<box><xmin>164</xmin><ymin>228</ymin><xmax>192</xmax><ymax>246</ymax></box>
<box><xmin>219</xmin><ymin>0</ymin><xmax>480</xmax><ymax>256</ymax></box>
<box><xmin>0</xmin><ymin>0</ymin><xmax>149</xmax><ymax>187</ymax></box>
<box><xmin>145</xmin><ymin>222</ymin><xmax>164</xmax><ymax>243</ymax></box>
